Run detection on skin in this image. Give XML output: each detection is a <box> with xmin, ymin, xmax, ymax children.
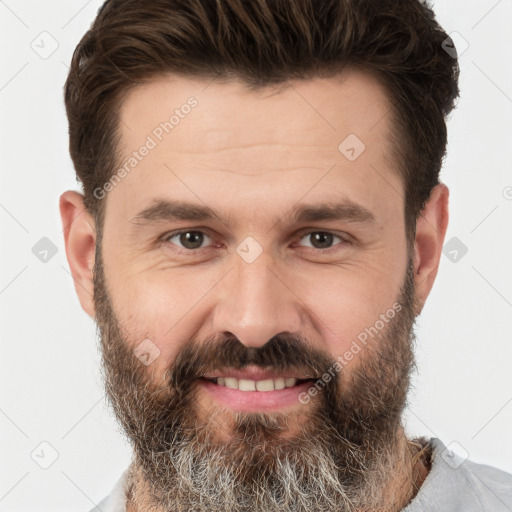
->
<box><xmin>60</xmin><ymin>67</ymin><xmax>449</xmax><ymax>510</ymax></box>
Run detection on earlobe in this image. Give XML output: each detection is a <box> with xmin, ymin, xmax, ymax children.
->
<box><xmin>59</xmin><ymin>191</ymin><xmax>97</xmax><ymax>318</ymax></box>
<box><xmin>412</xmin><ymin>183</ymin><xmax>449</xmax><ymax>315</ymax></box>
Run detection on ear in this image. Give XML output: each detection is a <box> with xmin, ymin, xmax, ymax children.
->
<box><xmin>412</xmin><ymin>183</ymin><xmax>449</xmax><ymax>315</ymax></box>
<box><xmin>59</xmin><ymin>191</ymin><xmax>96</xmax><ymax>318</ymax></box>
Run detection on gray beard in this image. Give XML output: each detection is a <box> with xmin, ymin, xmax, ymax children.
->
<box><xmin>94</xmin><ymin>246</ymin><xmax>419</xmax><ymax>512</ymax></box>
<box><xmin>125</xmin><ymin>413</ymin><xmax>414</xmax><ymax>512</ymax></box>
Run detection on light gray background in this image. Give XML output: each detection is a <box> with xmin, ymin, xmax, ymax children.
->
<box><xmin>1</xmin><ymin>1</ymin><xmax>511</xmax><ymax>510</ymax></box>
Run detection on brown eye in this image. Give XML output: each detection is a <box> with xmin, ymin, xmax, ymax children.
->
<box><xmin>166</xmin><ymin>231</ymin><xmax>211</xmax><ymax>250</ymax></box>
<box><xmin>299</xmin><ymin>231</ymin><xmax>345</xmax><ymax>250</ymax></box>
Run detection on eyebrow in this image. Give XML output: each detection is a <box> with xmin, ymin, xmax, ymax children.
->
<box><xmin>130</xmin><ymin>198</ymin><xmax>376</xmax><ymax>229</ymax></box>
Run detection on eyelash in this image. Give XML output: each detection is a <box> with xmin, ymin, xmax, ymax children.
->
<box><xmin>161</xmin><ymin>229</ymin><xmax>350</xmax><ymax>254</ymax></box>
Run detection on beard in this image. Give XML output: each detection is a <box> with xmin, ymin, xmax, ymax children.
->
<box><xmin>93</xmin><ymin>248</ymin><xmax>419</xmax><ymax>512</ymax></box>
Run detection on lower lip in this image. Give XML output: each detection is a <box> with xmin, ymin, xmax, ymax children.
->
<box><xmin>198</xmin><ymin>378</ymin><xmax>314</xmax><ymax>412</ymax></box>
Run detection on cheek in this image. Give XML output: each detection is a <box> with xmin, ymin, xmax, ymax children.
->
<box><xmin>108</xmin><ymin>269</ymin><xmax>221</xmax><ymax>373</ymax></box>
<box><xmin>298</xmin><ymin>259</ymin><xmax>405</xmax><ymax>359</ymax></box>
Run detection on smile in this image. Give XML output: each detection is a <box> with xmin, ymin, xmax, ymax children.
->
<box><xmin>198</xmin><ymin>376</ymin><xmax>315</xmax><ymax>412</ymax></box>
<box><xmin>203</xmin><ymin>376</ymin><xmax>308</xmax><ymax>391</ymax></box>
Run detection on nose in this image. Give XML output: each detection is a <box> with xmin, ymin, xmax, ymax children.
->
<box><xmin>211</xmin><ymin>253</ymin><xmax>302</xmax><ymax>348</ymax></box>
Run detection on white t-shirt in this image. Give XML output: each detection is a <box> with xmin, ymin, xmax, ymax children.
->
<box><xmin>90</xmin><ymin>437</ymin><xmax>512</xmax><ymax>511</ymax></box>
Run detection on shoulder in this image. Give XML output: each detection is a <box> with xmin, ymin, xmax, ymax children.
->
<box><xmin>89</xmin><ymin>468</ymin><xmax>130</xmax><ymax>512</ymax></box>
<box><xmin>405</xmin><ymin>438</ymin><xmax>512</xmax><ymax>512</ymax></box>
<box><xmin>457</xmin><ymin>451</ymin><xmax>512</xmax><ymax>508</ymax></box>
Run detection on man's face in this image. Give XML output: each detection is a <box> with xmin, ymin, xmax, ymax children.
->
<box><xmin>100</xmin><ymin>69</ymin><xmax>410</xmax><ymax>384</ymax></box>
<box><xmin>99</xmin><ymin>68</ymin><xmax>411</xmax><ymax>429</ymax></box>
<box><xmin>89</xmin><ymin>69</ymin><xmax>425</xmax><ymax>510</ymax></box>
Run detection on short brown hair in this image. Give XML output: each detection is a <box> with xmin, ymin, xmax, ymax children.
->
<box><xmin>64</xmin><ymin>0</ymin><xmax>459</xmax><ymax>244</ymax></box>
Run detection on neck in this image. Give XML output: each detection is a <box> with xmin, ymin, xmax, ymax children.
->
<box><xmin>372</xmin><ymin>430</ymin><xmax>431</xmax><ymax>512</ymax></box>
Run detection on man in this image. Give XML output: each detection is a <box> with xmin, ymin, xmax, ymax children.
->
<box><xmin>59</xmin><ymin>0</ymin><xmax>512</xmax><ymax>510</ymax></box>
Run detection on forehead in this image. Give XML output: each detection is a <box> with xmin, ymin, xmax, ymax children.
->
<box><xmin>118</xmin><ymin>68</ymin><xmax>392</xmax><ymax>158</ymax></box>
<box><xmin>107</xmin><ymin>68</ymin><xmax>402</xmax><ymax>228</ymax></box>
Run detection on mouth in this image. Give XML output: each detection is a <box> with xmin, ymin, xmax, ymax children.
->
<box><xmin>198</xmin><ymin>373</ymin><xmax>317</xmax><ymax>412</ymax></box>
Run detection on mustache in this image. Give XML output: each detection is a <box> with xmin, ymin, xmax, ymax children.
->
<box><xmin>169</xmin><ymin>332</ymin><xmax>336</xmax><ymax>393</ymax></box>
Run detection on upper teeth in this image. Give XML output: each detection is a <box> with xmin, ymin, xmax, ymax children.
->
<box><xmin>212</xmin><ymin>377</ymin><xmax>298</xmax><ymax>391</ymax></box>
